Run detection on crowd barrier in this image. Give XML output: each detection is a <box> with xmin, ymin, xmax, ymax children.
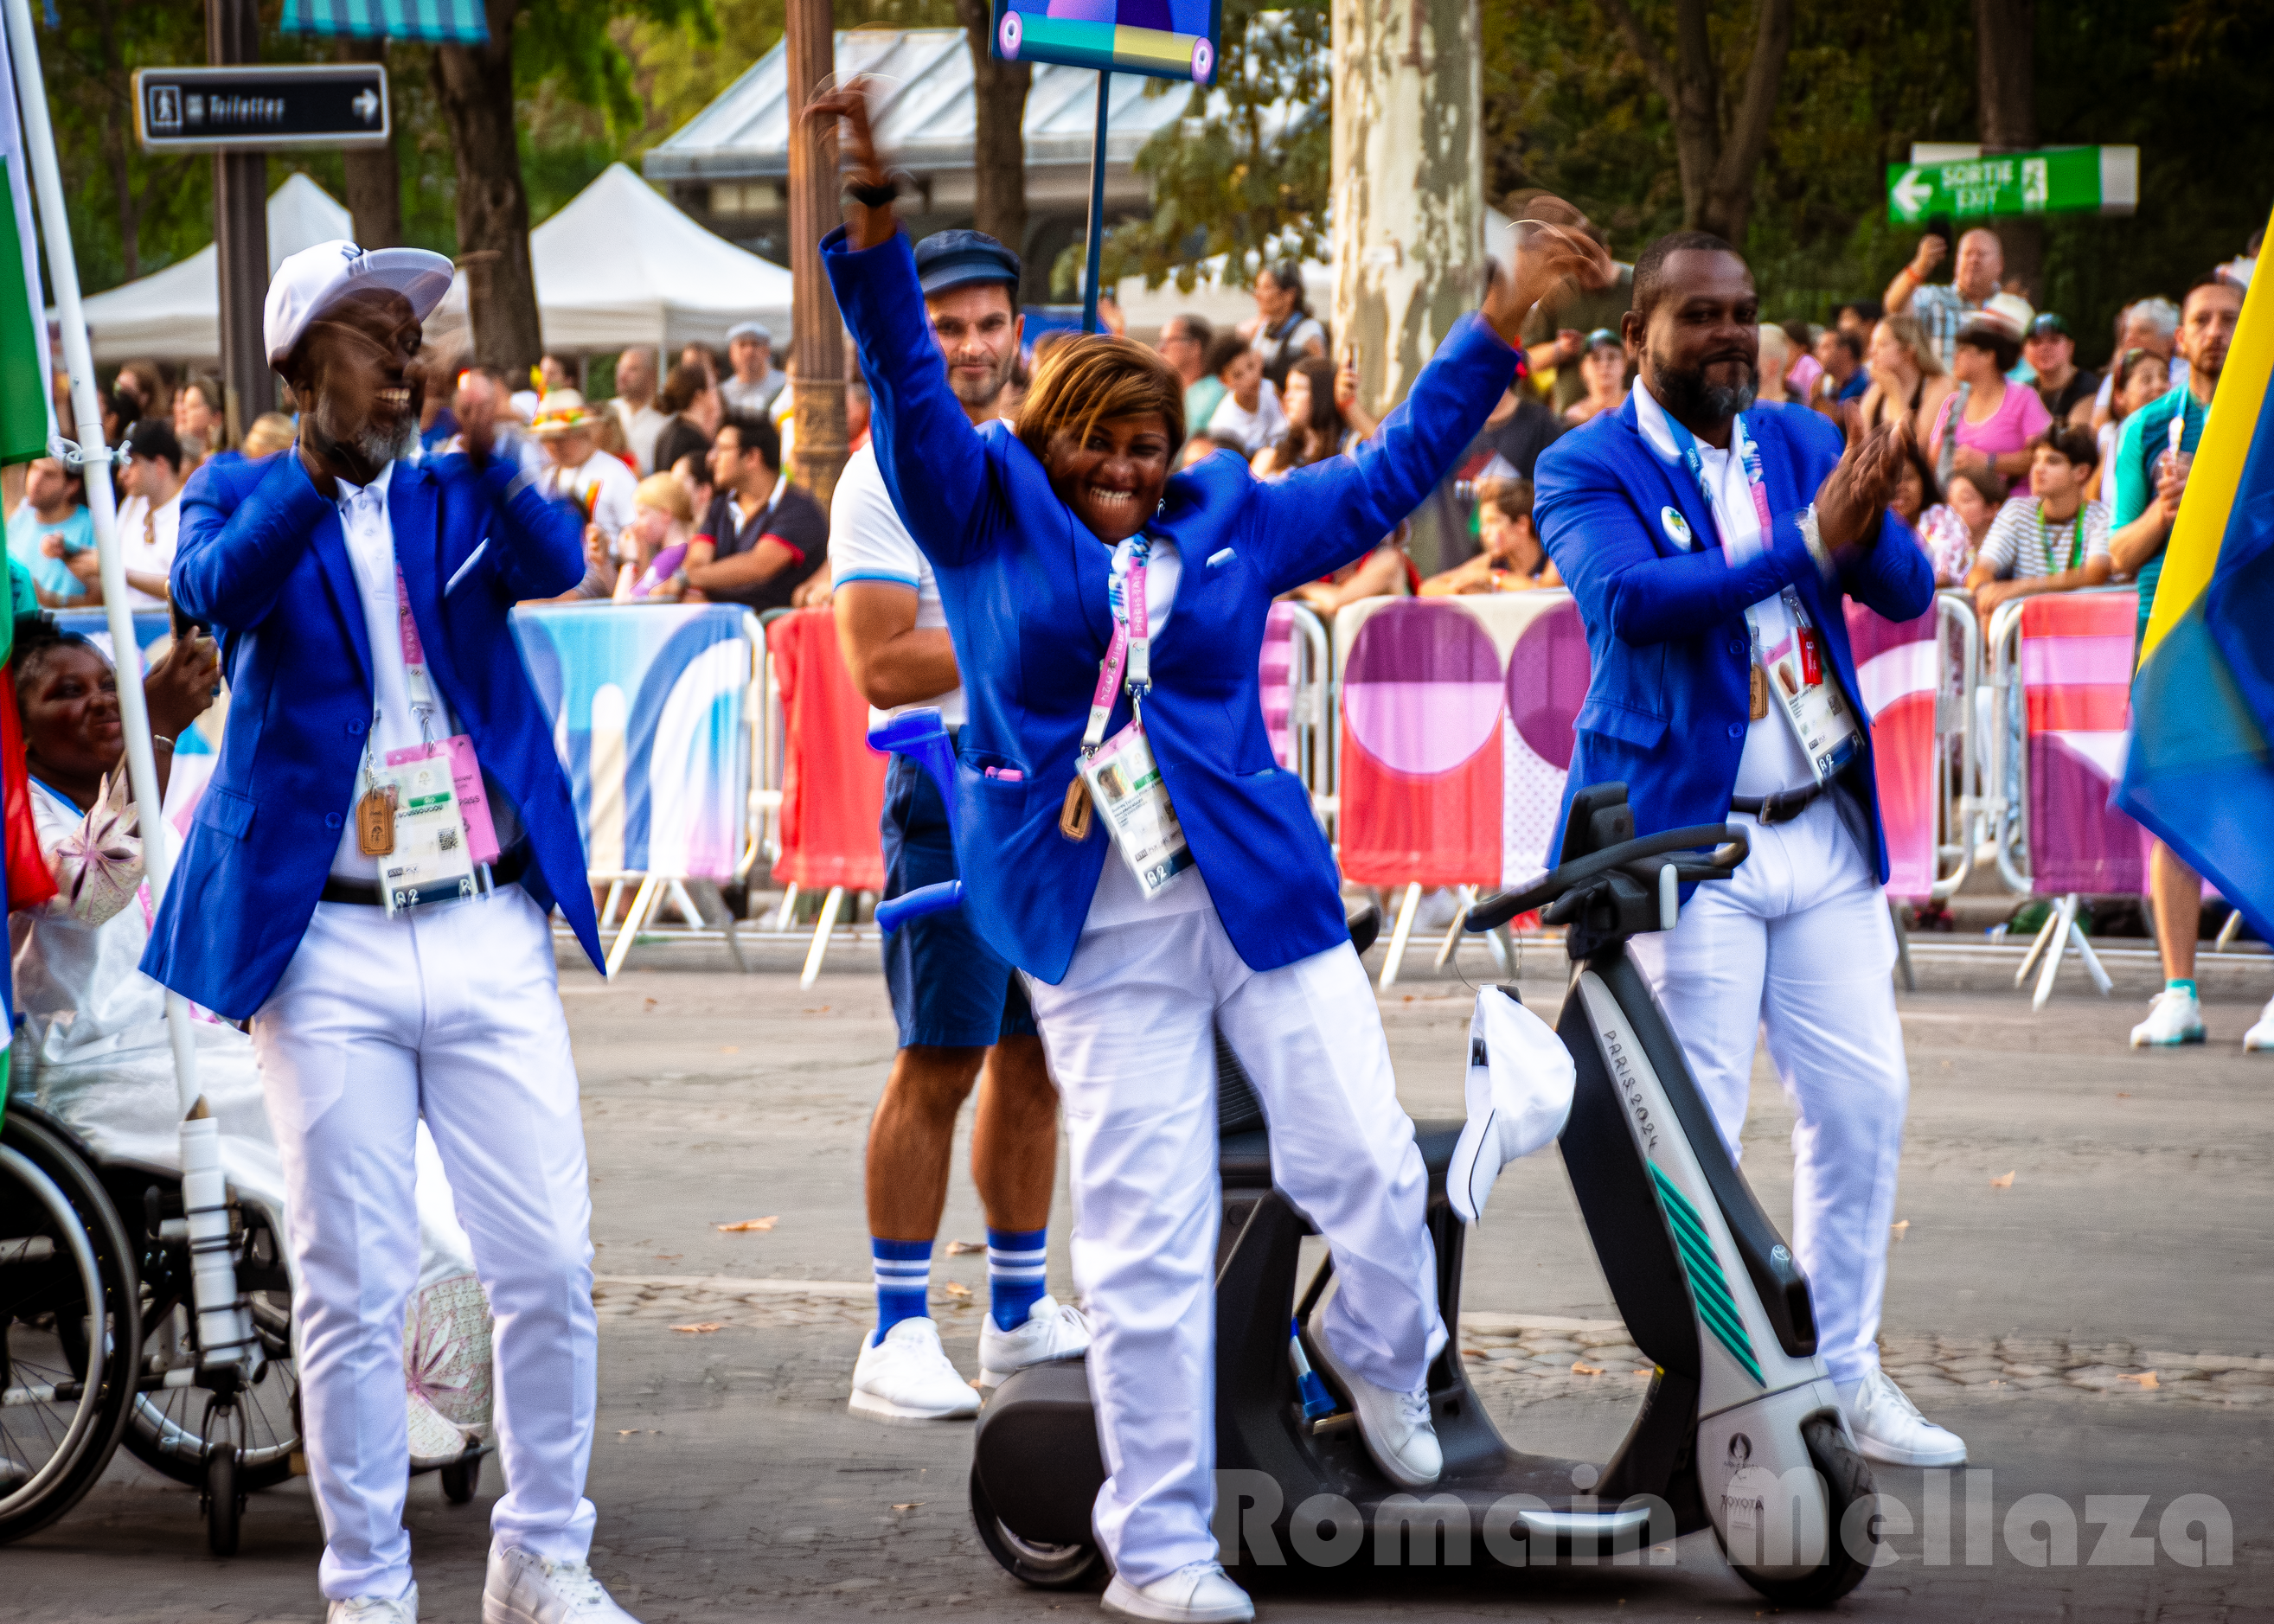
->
<box><xmin>511</xmin><ymin>603</ymin><xmax>763</xmax><ymax>975</ymax></box>
<box><xmin>1977</xmin><ymin>585</ymin><xmax>2237</xmax><ymax>1007</ymax></box>
<box><xmin>759</xmin><ymin>606</ymin><xmax>888</xmax><ymax>986</ymax></box>
<box><xmin>1332</xmin><ymin>591</ymin><xmax>1591</xmax><ymax>986</ymax></box>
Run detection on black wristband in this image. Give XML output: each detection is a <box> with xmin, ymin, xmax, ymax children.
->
<box><xmin>844</xmin><ymin>176</ymin><xmax>902</xmax><ymax>208</ymax></box>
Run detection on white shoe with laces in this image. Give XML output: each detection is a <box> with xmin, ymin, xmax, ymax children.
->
<box><xmin>1838</xmin><ymin>1367</ymin><xmax>1967</xmax><ymax>1467</ymax></box>
<box><xmin>2130</xmin><ymin>987</ymin><xmax>2207</xmax><ymax>1047</ymax></box>
<box><xmin>1306</xmin><ymin>1329</ymin><xmax>1442</xmax><ymax>1488</ymax></box>
<box><xmin>329</xmin><ymin>1589</ymin><xmax>418</xmax><ymax>1624</ymax></box>
<box><xmin>483</xmin><ymin>1546</ymin><xmax>638</xmax><ymax>1624</ymax></box>
<box><xmin>849</xmin><ymin>1316</ymin><xmax>980</xmax><ymax>1421</ymax></box>
<box><xmin>2244</xmin><ymin>996</ymin><xmax>2274</xmax><ymax>1052</ymax></box>
<box><xmin>977</xmin><ymin>1295</ymin><xmax>1092</xmax><ymax>1386</ymax></box>
<box><xmin>1102</xmin><ymin>1560</ymin><xmax>1254</xmax><ymax>1622</ymax></box>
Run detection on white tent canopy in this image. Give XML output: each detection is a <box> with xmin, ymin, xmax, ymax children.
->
<box><xmin>429</xmin><ymin>163</ymin><xmax>792</xmax><ymax>358</ymax></box>
<box><xmin>73</xmin><ymin>173</ymin><xmax>352</xmax><ymax>365</ymax></box>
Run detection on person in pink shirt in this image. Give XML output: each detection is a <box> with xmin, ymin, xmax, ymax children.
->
<box><xmin>1928</xmin><ymin>313</ymin><xmax>2050</xmax><ymax>495</ymax></box>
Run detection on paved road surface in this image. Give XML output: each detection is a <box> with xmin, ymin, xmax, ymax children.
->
<box><xmin>10</xmin><ymin>956</ymin><xmax>2271</xmax><ymax>1621</ymax></box>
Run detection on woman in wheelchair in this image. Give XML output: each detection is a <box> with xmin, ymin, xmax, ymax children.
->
<box><xmin>7</xmin><ymin>618</ymin><xmax>494</xmax><ymax>1481</ymax></box>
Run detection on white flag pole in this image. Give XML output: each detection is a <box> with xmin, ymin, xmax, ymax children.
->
<box><xmin>2</xmin><ymin>0</ymin><xmax>202</xmax><ymax>1118</ymax></box>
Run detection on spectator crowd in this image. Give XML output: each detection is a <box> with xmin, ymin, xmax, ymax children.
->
<box><xmin>11</xmin><ymin>217</ymin><xmax>2254</xmax><ymax>661</ymax></box>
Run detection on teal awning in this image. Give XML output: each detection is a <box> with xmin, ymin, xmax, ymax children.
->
<box><xmin>279</xmin><ymin>0</ymin><xmax>490</xmax><ymax>43</ymax></box>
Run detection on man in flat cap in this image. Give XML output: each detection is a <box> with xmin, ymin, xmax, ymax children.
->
<box><xmin>721</xmin><ymin>319</ymin><xmax>785</xmax><ymax>415</ymax></box>
<box><xmin>147</xmin><ymin>240</ymin><xmax>637</xmax><ymax>1624</ymax></box>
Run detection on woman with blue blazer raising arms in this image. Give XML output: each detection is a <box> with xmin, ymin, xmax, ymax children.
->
<box><xmin>811</xmin><ymin>87</ymin><xmax>1611</xmax><ymax>1624</ymax></box>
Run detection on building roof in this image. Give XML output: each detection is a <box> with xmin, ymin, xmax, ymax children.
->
<box><xmin>642</xmin><ymin>27</ymin><xmax>1201</xmax><ymax>183</ymax></box>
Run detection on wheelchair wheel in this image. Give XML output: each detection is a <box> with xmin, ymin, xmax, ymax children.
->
<box><xmin>119</xmin><ymin>1285</ymin><xmax>300</xmax><ymax>1493</ymax></box>
<box><xmin>0</xmin><ymin>1111</ymin><xmax>140</xmax><ymax>1544</ymax></box>
<box><xmin>203</xmin><ymin>1442</ymin><xmax>241</xmax><ymax>1557</ymax></box>
<box><xmin>440</xmin><ymin>1447</ymin><xmax>481</xmax><ymax>1505</ymax></box>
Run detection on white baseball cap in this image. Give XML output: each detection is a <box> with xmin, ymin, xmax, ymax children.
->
<box><xmin>265</xmin><ymin>240</ymin><xmax>455</xmax><ymax>369</ymax></box>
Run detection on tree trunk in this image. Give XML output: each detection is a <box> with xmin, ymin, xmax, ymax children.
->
<box><xmin>1331</xmin><ymin>0</ymin><xmax>1483</xmax><ymax>574</ymax></box>
<box><xmin>953</xmin><ymin>0</ymin><xmax>1031</xmax><ymax>287</ymax></box>
<box><xmin>1701</xmin><ymin>0</ymin><xmax>1792</xmax><ymax>246</ymax></box>
<box><xmin>1974</xmin><ymin>0</ymin><xmax>2040</xmax><ymax>297</ymax></box>
<box><xmin>785</xmin><ymin>0</ymin><xmax>848</xmax><ymax>507</ymax></box>
<box><xmin>432</xmin><ymin>0</ymin><xmax>541</xmax><ymax>374</ymax></box>
<box><xmin>339</xmin><ymin>39</ymin><xmax>403</xmax><ymax>249</ymax></box>
<box><xmin>1598</xmin><ymin>0</ymin><xmax>1793</xmax><ymax>246</ymax></box>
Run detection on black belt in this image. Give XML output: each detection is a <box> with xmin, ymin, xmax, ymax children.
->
<box><xmin>1730</xmin><ymin>783</ymin><xmax>1833</xmax><ymax>826</ymax></box>
<box><xmin>319</xmin><ymin>843</ymin><xmax>532</xmax><ymax>906</ymax></box>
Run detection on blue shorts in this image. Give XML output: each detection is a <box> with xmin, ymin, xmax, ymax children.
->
<box><xmin>879</xmin><ymin>746</ymin><xmax>1039</xmax><ymax>1050</ymax></box>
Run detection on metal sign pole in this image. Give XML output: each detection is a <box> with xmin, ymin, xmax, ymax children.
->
<box><xmin>1080</xmin><ymin>70</ymin><xmax>1110</xmax><ymax>334</ymax></box>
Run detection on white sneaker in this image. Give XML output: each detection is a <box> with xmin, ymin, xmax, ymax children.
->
<box><xmin>849</xmin><ymin>1316</ymin><xmax>980</xmax><ymax>1421</ymax></box>
<box><xmin>1838</xmin><ymin>1367</ymin><xmax>1967</xmax><ymax>1467</ymax></box>
<box><xmin>483</xmin><ymin>1547</ymin><xmax>637</xmax><ymax>1624</ymax></box>
<box><xmin>1307</xmin><ymin>1329</ymin><xmax>1442</xmax><ymax>1488</ymax></box>
<box><xmin>2244</xmin><ymin>996</ymin><xmax>2274</xmax><ymax>1052</ymax></box>
<box><xmin>1102</xmin><ymin>1560</ymin><xmax>1254</xmax><ymax>1622</ymax></box>
<box><xmin>330</xmin><ymin>1585</ymin><xmax>418</xmax><ymax>1624</ymax></box>
<box><xmin>977</xmin><ymin>1295</ymin><xmax>1092</xmax><ymax>1386</ymax></box>
<box><xmin>2130</xmin><ymin>987</ymin><xmax>2207</xmax><ymax>1047</ymax></box>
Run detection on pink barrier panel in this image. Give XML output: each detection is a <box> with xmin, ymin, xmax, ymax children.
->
<box><xmin>2018</xmin><ymin>590</ymin><xmax>2144</xmax><ymax>895</ymax></box>
<box><xmin>1847</xmin><ymin>602</ymin><xmax>1940</xmax><ymax>898</ymax></box>
<box><xmin>1336</xmin><ymin>594</ymin><xmax>1590</xmax><ymax>887</ymax></box>
<box><xmin>1259</xmin><ymin>602</ymin><xmax>1297</xmax><ymax>770</ymax></box>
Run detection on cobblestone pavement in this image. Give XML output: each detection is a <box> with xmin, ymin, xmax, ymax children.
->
<box><xmin>10</xmin><ymin>964</ymin><xmax>2274</xmax><ymax>1621</ymax></box>
<box><xmin>595</xmin><ymin>1274</ymin><xmax>2274</xmax><ymax>1413</ymax></box>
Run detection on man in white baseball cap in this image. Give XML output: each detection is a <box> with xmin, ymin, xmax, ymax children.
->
<box><xmin>144</xmin><ymin>240</ymin><xmax>638</xmax><ymax>1624</ymax></box>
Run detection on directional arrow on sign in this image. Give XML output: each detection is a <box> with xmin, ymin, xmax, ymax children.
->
<box><xmin>352</xmin><ymin>88</ymin><xmax>379</xmax><ymax>124</ymax></box>
<box><xmin>1892</xmin><ymin>169</ymin><xmax>1934</xmax><ymax>221</ymax></box>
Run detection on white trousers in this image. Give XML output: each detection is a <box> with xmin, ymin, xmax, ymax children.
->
<box><xmin>253</xmin><ymin>886</ymin><xmax>599</xmax><ymax>1602</ymax></box>
<box><xmin>1024</xmin><ymin>904</ymin><xmax>1444</xmax><ymax>1586</ymax></box>
<box><xmin>1627</xmin><ymin>799</ymin><xmax>1908</xmax><ymax>1385</ymax></box>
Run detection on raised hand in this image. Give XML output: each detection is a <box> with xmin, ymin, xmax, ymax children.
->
<box><xmin>1816</xmin><ymin>418</ymin><xmax>1911</xmax><ymax>553</ymax></box>
<box><xmin>1481</xmin><ymin>197</ymin><xmax>1616</xmax><ymax>349</ymax></box>
<box><xmin>804</xmin><ymin>80</ymin><xmax>891</xmax><ymax>250</ymax></box>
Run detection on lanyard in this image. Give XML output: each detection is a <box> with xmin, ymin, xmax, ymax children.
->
<box><xmin>2036</xmin><ymin>505</ymin><xmax>2083</xmax><ymax>576</ymax></box>
<box><xmin>1659</xmin><ymin>411</ymin><xmax>1822</xmax><ymax>643</ymax></box>
<box><xmin>1081</xmin><ymin>535</ymin><xmax>1152</xmax><ymax>753</ymax></box>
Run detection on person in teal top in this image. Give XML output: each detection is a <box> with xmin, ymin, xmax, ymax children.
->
<box><xmin>5</xmin><ymin>457</ymin><xmax>94</xmax><ymax>606</ymax></box>
<box><xmin>2107</xmin><ymin>272</ymin><xmax>2245</xmax><ymax>1050</ymax></box>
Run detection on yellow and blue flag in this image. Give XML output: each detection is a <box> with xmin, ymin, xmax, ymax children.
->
<box><xmin>2116</xmin><ymin>208</ymin><xmax>2274</xmax><ymax>943</ymax></box>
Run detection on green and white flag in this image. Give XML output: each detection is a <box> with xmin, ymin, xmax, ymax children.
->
<box><xmin>0</xmin><ymin>22</ymin><xmax>49</xmax><ymax>466</ymax></box>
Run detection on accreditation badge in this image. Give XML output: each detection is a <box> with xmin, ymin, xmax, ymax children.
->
<box><xmin>1078</xmin><ymin>719</ymin><xmax>1194</xmax><ymax>901</ymax></box>
<box><xmin>375</xmin><ymin>745</ymin><xmax>478</xmax><ymax>913</ymax></box>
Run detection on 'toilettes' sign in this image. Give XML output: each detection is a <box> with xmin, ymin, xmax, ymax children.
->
<box><xmin>133</xmin><ymin>63</ymin><xmax>390</xmax><ymax>154</ymax></box>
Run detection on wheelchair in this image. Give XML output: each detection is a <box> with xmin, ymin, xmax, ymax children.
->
<box><xmin>0</xmin><ymin>1099</ymin><xmax>486</xmax><ymax>1555</ymax></box>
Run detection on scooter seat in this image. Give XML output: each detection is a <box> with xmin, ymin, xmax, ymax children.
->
<box><xmin>1219</xmin><ymin>1119</ymin><xmax>1465</xmax><ymax>1198</ymax></box>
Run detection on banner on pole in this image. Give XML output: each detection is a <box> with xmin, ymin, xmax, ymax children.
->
<box><xmin>992</xmin><ymin>0</ymin><xmax>1221</xmax><ymax>85</ymax></box>
<box><xmin>1847</xmin><ymin>601</ymin><xmax>1941</xmax><ymax>899</ymax></box>
<box><xmin>0</xmin><ymin>18</ymin><xmax>51</xmax><ymax>466</ymax></box>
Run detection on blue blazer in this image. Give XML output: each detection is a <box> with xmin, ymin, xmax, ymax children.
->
<box><xmin>1534</xmin><ymin>395</ymin><xmax>1934</xmax><ymax>885</ymax></box>
<box><xmin>142</xmin><ymin>449</ymin><xmax>605</xmax><ymax>1018</ymax></box>
<box><xmin>826</xmin><ymin>227</ymin><xmax>1519</xmax><ymax>983</ymax></box>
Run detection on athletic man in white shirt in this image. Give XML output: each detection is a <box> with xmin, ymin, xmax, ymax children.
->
<box><xmin>830</xmin><ymin>229</ymin><xmax>1088</xmax><ymax>1421</ymax></box>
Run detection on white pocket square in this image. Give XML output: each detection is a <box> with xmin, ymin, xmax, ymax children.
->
<box><xmin>1448</xmin><ymin>987</ymin><xmax>1576</xmax><ymax>1224</ymax></box>
<box><xmin>1207</xmin><ymin>547</ymin><xmax>1236</xmax><ymax>567</ymax></box>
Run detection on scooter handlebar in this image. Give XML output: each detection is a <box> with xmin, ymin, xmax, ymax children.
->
<box><xmin>1466</xmin><ymin>824</ymin><xmax>1749</xmax><ymax>932</ymax></box>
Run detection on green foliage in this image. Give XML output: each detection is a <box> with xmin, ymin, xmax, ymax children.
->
<box><xmin>1480</xmin><ymin>0</ymin><xmax>2274</xmax><ymax>364</ymax></box>
<box><xmin>1081</xmin><ymin>0</ymin><xmax>1333</xmax><ymax>294</ymax></box>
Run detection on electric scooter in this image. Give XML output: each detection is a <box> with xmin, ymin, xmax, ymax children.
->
<box><xmin>965</xmin><ymin>777</ymin><xmax>1880</xmax><ymax>1607</ymax></box>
